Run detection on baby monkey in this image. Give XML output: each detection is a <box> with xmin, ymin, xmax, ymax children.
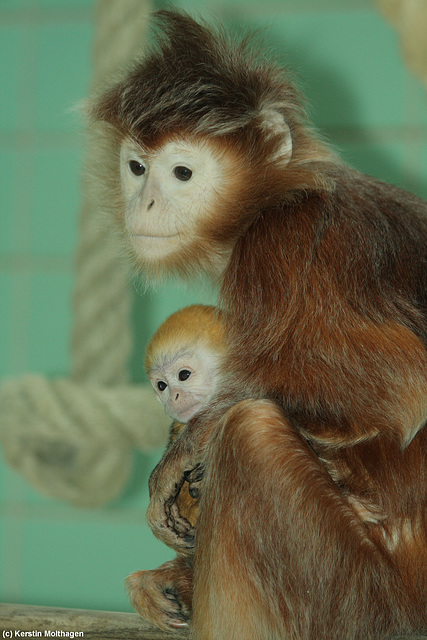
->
<box><xmin>146</xmin><ymin>304</ymin><xmax>384</xmax><ymax>530</ymax></box>
<box><xmin>145</xmin><ymin>304</ymin><xmax>226</xmax><ymax>528</ymax></box>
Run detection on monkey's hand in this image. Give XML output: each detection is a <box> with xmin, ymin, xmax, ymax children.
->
<box><xmin>147</xmin><ymin>416</ymin><xmax>210</xmax><ymax>552</ymax></box>
<box><xmin>159</xmin><ymin>463</ymin><xmax>204</xmax><ymax>548</ymax></box>
<box><xmin>148</xmin><ymin>394</ymin><xmax>245</xmax><ymax>550</ymax></box>
<box><xmin>126</xmin><ymin>557</ymin><xmax>192</xmax><ymax>631</ymax></box>
<box><xmin>148</xmin><ymin>457</ymin><xmax>203</xmax><ymax>552</ymax></box>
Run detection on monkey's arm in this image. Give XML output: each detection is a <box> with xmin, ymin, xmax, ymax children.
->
<box><xmin>147</xmin><ymin>401</ymin><xmax>238</xmax><ymax>550</ymax></box>
<box><xmin>156</xmin><ymin>419</ymin><xmax>200</xmax><ymax>541</ymax></box>
<box><xmin>127</xmin><ymin>419</ymin><xmax>197</xmax><ymax>629</ymax></box>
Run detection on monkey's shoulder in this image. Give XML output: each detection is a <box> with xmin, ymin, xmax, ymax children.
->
<box><xmin>324</xmin><ymin>164</ymin><xmax>427</xmax><ymax>234</ymax></box>
<box><xmin>242</xmin><ymin>163</ymin><xmax>426</xmax><ymax>330</ymax></box>
<box><xmin>277</xmin><ymin>162</ymin><xmax>427</xmax><ymax>270</ymax></box>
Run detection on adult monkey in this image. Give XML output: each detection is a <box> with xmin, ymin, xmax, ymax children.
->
<box><xmin>89</xmin><ymin>10</ymin><xmax>427</xmax><ymax>639</ymax></box>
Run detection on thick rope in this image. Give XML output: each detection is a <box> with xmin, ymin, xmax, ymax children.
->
<box><xmin>0</xmin><ymin>376</ymin><xmax>168</xmax><ymax>506</ymax></box>
<box><xmin>72</xmin><ymin>0</ymin><xmax>155</xmax><ymax>385</ymax></box>
<box><xmin>0</xmin><ymin>0</ymin><xmax>170</xmax><ymax>507</ymax></box>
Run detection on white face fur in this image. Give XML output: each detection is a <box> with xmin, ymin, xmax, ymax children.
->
<box><xmin>120</xmin><ymin>138</ymin><xmax>224</xmax><ymax>263</ymax></box>
<box><xmin>148</xmin><ymin>346</ymin><xmax>221</xmax><ymax>423</ymax></box>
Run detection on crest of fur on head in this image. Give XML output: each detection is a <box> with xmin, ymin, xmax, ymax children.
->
<box><xmin>88</xmin><ymin>10</ymin><xmax>336</xmax><ymax>281</ymax></box>
<box><xmin>145</xmin><ymin>305</ymin><xmax>226</xmax><ymax>375</ymax></box>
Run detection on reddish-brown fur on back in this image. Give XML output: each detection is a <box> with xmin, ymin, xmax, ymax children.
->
<box><xmin>222</xmin><ymin>165</ymin><xmax>427</xmax><ymax>439</ymax></box>
<box><xmin>92</xmin><ymin>10</ymin><xmax>427</xmax><ymax>639</ymax></box>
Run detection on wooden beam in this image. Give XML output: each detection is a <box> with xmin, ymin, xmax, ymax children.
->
<box><xmin>0</xmin><ymin>604</ymin><xmax>188</xmax><ymax>639</ymax></box>
<box><xmin>1</xmin><ymin>604</ymin><xmax>426</xmax><ymax>639</ymax></box>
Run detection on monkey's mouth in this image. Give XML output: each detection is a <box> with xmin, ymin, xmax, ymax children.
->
<box><xmin>171</xmin><ymin>403</ymin><xmax>203</xmax><ymax>422</ymax></box>
<box><xmin>131</xmin><ymin>233</ymin><xmax>180</xmax><ymax>239</ymax></box>
<box><xmin>129</xmin><ymin>232</ymin><xmax>182</xmax><ymax>260</ymax></box>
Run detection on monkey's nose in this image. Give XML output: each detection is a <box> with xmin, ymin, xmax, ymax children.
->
<box><xmin>147</xmin><ymin>199</ymin><xmax>155</xmax><ymax>211</ymax></box>
<box><xmin>174</xmin><ymin>392</ymin><xmax>179</xmax><ymax>401</ymax></box>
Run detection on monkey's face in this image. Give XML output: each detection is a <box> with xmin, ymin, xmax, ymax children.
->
<box><xmin>148</xmin><ymin>346</ymin><xmax>220</xmax><ymax>422</ymax></box>
<box><xmin>119</xmin><ymin>136</ymin><xmax>239</xmax><ymax>277</ymax></box>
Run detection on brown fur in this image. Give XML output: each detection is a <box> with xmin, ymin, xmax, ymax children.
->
<box><xmin>92</xmin><ymin>10</ymin><xmax>427</xmax><ymax>639</ymax></box>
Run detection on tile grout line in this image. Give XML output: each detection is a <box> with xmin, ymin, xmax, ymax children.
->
<box><xmin>2</xmin><ymin>19</ymin><xmax>41</xmax><ymax>606</ymax></box>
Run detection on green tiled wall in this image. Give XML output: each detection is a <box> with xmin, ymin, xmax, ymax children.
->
<box><xmin>1</xmin><ymin>0</ymin><xmax>426</xmax><ymax>614</ymax></box>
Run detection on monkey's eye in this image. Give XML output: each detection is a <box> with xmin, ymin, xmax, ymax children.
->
<box><xmin>129</xmin><ymin>160</ymin><xmax>145</xmax><ymax>176</ymax></box>
<box><xmin>174</xmin><ymin>166</ymin><xmax>192</xmax><ymax>181</ymax></box>
<box><xmin>157</xmin><ymin>381</ymin><xmax>167</xmax><ymax>391</ymax></box>
<box><xmin>178</xmin><ymin>369</ymin><xmax>191</xmax><ymax>381</ymax></box>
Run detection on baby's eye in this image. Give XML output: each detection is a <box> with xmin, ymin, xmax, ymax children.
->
<box><xmin>157</xmin><ymin>380</ymin><xmax>167</xmax><ymax>391</ymax></box>
<box><xmin>178</xmin><ymin>370</ymin><xmax>191</xmax><ymax>381</ymax></box>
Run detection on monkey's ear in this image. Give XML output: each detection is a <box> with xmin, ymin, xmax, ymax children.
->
<box><xmin>260</xmin><ymin>107</ymin><xmax>293</xmax><ymax>166</ymax></box>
